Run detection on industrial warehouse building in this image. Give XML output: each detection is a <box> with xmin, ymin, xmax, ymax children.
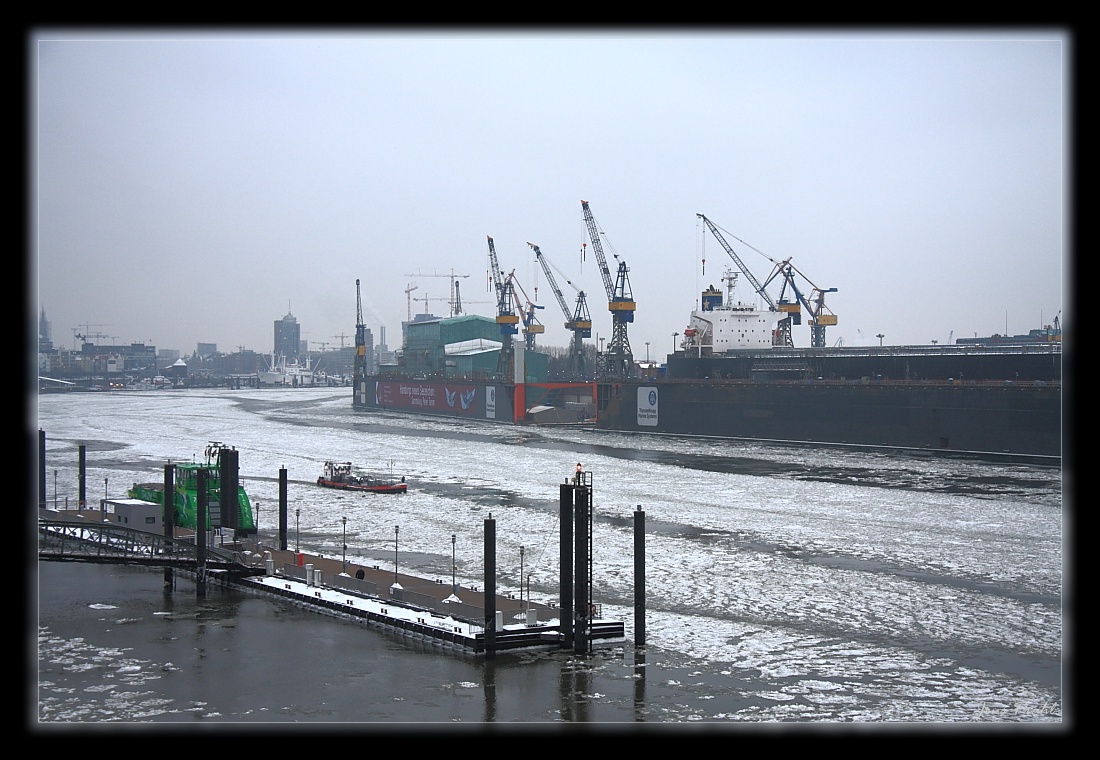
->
<box><xmin>394</xmin><ymin>314</ymin><xmax>551</xmax><ymax>381</ymax></box>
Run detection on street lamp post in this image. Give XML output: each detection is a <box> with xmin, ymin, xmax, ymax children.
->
<box><xmin>520</xmin><ymin>545</ymin><xmax>525</xmax><ymax>612</ymax></box>
<box><xmin>451</xmin><ymin>533</ymin><xmax>456</xmax><ymax>592</ymax></box>
<box><xmin>394</xmin><ymin>525</ymin><xmax>400</xmax><ymax>582</ymax></box>
<box><xmin>342</xmin><ymin>516</ymin><xmax>348</xmax><ymax>573</ymax></box>
<box><xmin>53</xmin><ymin>470</ymin><xmax>57</xmax><ymax>510</ymax></box>
<box><xmin>876</xmin><ymin>333</ymin><xmax>885</xmax><ymax>346</ymax></box>
<box><xmin>295</xmin><ymin>508</ymin><xmax>300</xmax><ymax>551</ymax></box>
<box><xmin>103</xmin><ymin>477</ymin><xmax>108</xmax><ymax>513</ymax></box>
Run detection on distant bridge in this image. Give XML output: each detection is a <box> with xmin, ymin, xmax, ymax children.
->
<box><xmin>38</xmin><ymin>516</ymin><xmax>266</xmax><ymax>577</ymax></box>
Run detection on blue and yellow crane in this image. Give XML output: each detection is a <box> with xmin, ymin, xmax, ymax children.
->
<box><xmin>581</xmin><ymin>200</ymin><xmax>635</xmax><ymax>378</ymax></box>
<box><xmin>529</xmin><ymin>242</ymin><xmax>591</xmax><ymax>378</ymax></box>
<box><xmin>698</xmin><ymin>213</ymin><xmax>837</xmax><ymax>348</ymax></box>
<box><xmin>486</xmin><ymin>236</ymin><xmax>520</xmax><ymax>380</ymax></box>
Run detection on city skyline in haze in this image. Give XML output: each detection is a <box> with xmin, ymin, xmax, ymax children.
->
<box><xmin>32</xmin><ymin>28</ymin><xmax>1069</xmax><ymax>360</ymax></box>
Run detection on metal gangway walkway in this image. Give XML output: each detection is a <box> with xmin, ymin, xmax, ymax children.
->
<box><xmin>38</xmin><ymin>515</ymin><xmax>265</xmax><ymax>576</ymax></box>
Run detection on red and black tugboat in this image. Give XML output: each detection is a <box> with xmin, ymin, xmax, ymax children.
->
<box><xmin>317</xmin><ymin>461</ymin><xmax>407</xmax><ymax>494</ymax></box>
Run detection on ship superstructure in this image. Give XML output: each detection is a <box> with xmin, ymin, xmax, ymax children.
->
<box><xmin>681</xmin><ymin>268</ymin><xmax>781</xmax><ymax>354</ymax></box>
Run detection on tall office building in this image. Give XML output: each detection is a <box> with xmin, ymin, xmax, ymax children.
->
<box><xmin>39</xmin><ymin>308</ymin><xmax>53</xmax><ymax>351</ymax></box>
<box><xmin>274</xmin><ymin>310</ymin><xmax>300</xmax><ymax>358</ymax></box>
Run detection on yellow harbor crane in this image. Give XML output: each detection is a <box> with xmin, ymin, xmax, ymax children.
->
<box><xmin>697</xmin><ymin>213</ymin><xmax>837</xmax><ymax>348</ymax></box>
<box><xmin>486</xmin><ymin>236</ymin><xmax>520</xmax><ymax>380</ymax></box>
<box><xmin>506</xmin><ymin>273</ymin><xmax>545</xmax><ymax>351</ymax></box>
<box><xmin>581</xmin><ymin>200</ymin><xmax>635</xmax><ymax>378</ymax></box>
<box><xmin>354</xmin><ymin>279</ymin><xmax>367</xmax><ymax>386</ymax></box>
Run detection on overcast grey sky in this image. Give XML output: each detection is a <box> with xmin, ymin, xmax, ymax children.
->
<box><xmin>31</xmin><ymin>28</ymin><xmax>1069</xmax><ymax>359</ymax></box>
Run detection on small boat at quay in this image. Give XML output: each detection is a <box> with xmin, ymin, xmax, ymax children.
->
<box><xmin>129</xmin><ymin>442</ymin><xmax>257</xmax><ymax>535</ymax></box>
<box><xmin>317</xmin><ymin>460</ymin><xmax>407</xmax><ymax>494</ymax></box>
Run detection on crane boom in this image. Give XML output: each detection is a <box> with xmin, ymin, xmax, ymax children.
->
<box><xmin>580</xmin><ymin>200</ymin><xmax>634</xmax><ymax>378</ymax></box>
<box><xmin>700</xmin><ymin>214</ymin><xmax>836</xmax><ymax>347</ymax></box>
<box><xmin>530</xmin><ymin>244</ymin><xmax>575</xmax><ymax>324</ymax></box>
<box><xmin>529</xmin><ymin>242</ymin><xmax>590</xmax><ymax>378</ymax></box>
<box><xmin>405</xmin><ymin>269</ymin><xmax>470</xmax><ymax>318</ymax></box>
<box><xmin>697</xmin><ymin>214</ymin><xmax>776</xmax><ymax>310</ymax></box>
<box><xmin>354</xmin><ymin>279</ymin><xmax>367</xmax><ymax>386</ymax></box>
<box><xmin>530</xmin><ymin>243</ymin><xmax>569</xmax><ymax>319</ymax></box>
<box><xmin>509</xmin><ymin>275</ymin><xmax>545</xmax><ymax>350</ymax></box>
<box><xmin>581</xmin><ymin>200</ymin><xmax>635</xmax><ymax>314</ymax></box>
<box><xmin>486</xmin><ymin>236</ymin><xmax>518</xmax><ymax>380</ymax></box>
<box><xmin>485</xmin><ymin>237</ymin><xmax>518</xmax><ymax>330</ymax></box>
<box><xmin>486</xmin><ymin>236</ymin><xmax>504</xmax><ymax>294</ymax></box>
<box><xmin>581</xmin><ymin>201</ymin><xmax>617</xmax><ymax>300</ymax></box>
<box><xmin>763</xmin><ymin>258</ymin><xmax>838</xmax><ymax>348</ymax></box>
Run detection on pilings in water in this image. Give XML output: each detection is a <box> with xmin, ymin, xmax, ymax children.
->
<box><xmin>78</xmin><ymin>444</ymin><xmax>86</xmax><ymax>509</ymax></box>
<box><xmin>39</xmin><ymin>430</ymin><xmax>46</xmax><ymax>510</ymax></box>
<box><xmin>218</xmin><ymin>447</ymin><xmax>240</xmax><ymax>533</ymax></box>
<box><xmin>279</xmin><ymin>467</ymin><xmax>288</xmax><ymax>551</ymax></box>
<box><xmin>559</xmin><ymin>482</ymin><xmax>574</xmax><ymax>650</ymax></box>
<box><xmin>574</xmin><ymin>477</ymin><xmax>591</xmax><ymax>656</ymax></box>
<box><xmin>196</xmin><ymin>468</ymin><xmax>208</xmax><ymax>597</ymax></box>
<box><xmin>633</xmin><ymin>506</ymin><xmax>647</xmax><ymax>713</ymax></box>
<box><xmin>559</xmin><ymin>465</ymin><xmax>593</xmax><ymax>656</ymax></box>
<box><xmin>484</xmin><ymin>512</ymin><xmax>497</xmax><ymax>660</ymax></box>
<box><xmin>38</xmin><ymin>431</ymin><xmax>638</xmax><ymax>657</ymax></box>
<box><xmin>163</xmin><ymin>464</ymin><xmax>175</xmax><ymax>590</ymax></box>
<box><xmin>634</xmin><ymin>506</ymin><xmax>645</xmax><ymax>647</ymax></box>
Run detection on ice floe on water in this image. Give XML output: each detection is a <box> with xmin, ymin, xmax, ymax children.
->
<box><xmin>37</xmin><ymin>388</ymin><xmax>1065</xmax><ymax>723</ymax></box>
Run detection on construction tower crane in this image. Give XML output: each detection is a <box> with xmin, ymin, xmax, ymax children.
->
<box><xmin>448</xmin><ymin>280</ymin><xmax>494</xmax><ymax>316</ymax></box>
<box><xmin>354</xmin><ymin>279</ymin><xmax>367</xmax><ymax>387</ymax></box>
<box><xmin>404</xmin><ymin>282</ymin><xmax>419</xmax><ymax>323</ymax></box>
<box><xmin>486</xmin><ymin>236</ymin><xmax>519</xmax><ymax>380</ymax></box>
<box><xmin>405</xmin><ymin>269</ymin><xmax>471</xmax><ymax>318</ymax></box>
<box><xmin>697</xmin><ymin>213</ymin><xmax>795</xmax><ymax>347</ymax></box>
<box><xmin>580</xmin><ymin>200</ymin><xmax>634</xmax><ymax>378</ymax></box>
<box><xmin>529</xmin><ymin>242</ymin><xmax>591</xmax><ymax>378</ymax></box>
<box><xmin>412</xmin><ymin>293</ymin><xmax>447</xmax><ymax>314</ymax></box>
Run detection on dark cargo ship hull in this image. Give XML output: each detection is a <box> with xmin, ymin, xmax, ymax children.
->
<box><xmin>355</xmin><ymin>376</ymin><xmax>1061</xmax><ymax>459</ymax></box>
<box><xmin>354</xmin><ymin>344</ymin><xmax>1063</xmax><ymax>459</ymax></box>
<box><xmin>597</xmin><ymin>380</ymin><xmax>1062</xmax><ymax>458</ymax></box>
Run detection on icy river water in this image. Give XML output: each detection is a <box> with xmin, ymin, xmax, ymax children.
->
<box><xmin>32</xmin><ymin>387</ymin><xmax>1067</xmax><ymax>728</ymax></box>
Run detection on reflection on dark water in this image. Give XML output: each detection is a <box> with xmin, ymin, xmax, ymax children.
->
<box><xmin>38</xmin><ymin>563</ymin><xmax>669</xmax><ymax>723</ymax></box>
